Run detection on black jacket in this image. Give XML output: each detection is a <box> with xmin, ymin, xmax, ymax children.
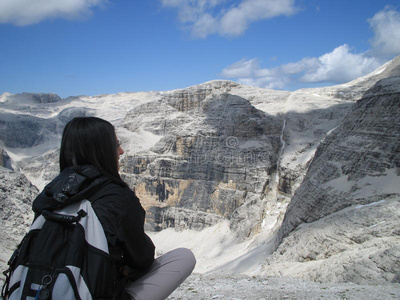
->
<box><xmin>32</xmin><ymin>165</ymin><xmax>155</xmax><ymax>283</ymax></box>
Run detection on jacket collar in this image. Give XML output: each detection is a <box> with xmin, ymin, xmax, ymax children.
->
<box><xmin>33</xmin><ymin>165</ymin><xmax>109</xmax><ymax>214</ymax></box>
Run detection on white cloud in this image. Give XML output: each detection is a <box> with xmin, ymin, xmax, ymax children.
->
<box><xmin>221</xmin><ymin>45</ymin><xmax>382</xmax><ymax>89</ymax></box>
<box><xmin>300</xmin><ymin>45</ymin><xmax>380</xmax><ymax>83</ymax></box>
<box><xmin>220</xmin><ymin>0</ymin><xmax>297</xmax><ymax>37</ymax></box>
<box><xmin>0</xmin><ymin>0</ymin><xmax>107</xmax><ymax>26</ymax></box>
<box><xmin>161</xmin><ymin>0</ymin><xmax>297</xmax><ymax>38</ymax></box>
<box><xmin>221</xmin><ymin>7</ymin><xmax>400</xmax><ymax>90</ymax></box>
<box><xmin>192</xmin><ymin>13</ymin><xmax>218</xmax><ymax>38</ymax></box>
<box><xmin>161</xmin><ymin>0</ymin><xmax>226</xmax><ymax>24</ymax></box>
<box><xmin>368</xmin><ymin>6</ymin><xmax>400</xmax><ymax>58</ymax></box>
<box><xmin>221</xmin><ymin>58</ymin><xmax>264</xmax><ymax>78</ymax></box>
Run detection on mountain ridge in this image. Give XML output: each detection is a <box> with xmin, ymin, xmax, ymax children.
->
<box><xmin>0</xmin><ymin>56</ymin><xmax>399</xmax><ymax>285</ymax></box>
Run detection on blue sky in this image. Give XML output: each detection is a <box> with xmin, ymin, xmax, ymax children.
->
<box><xmin>1</xmin><ymin>0</ymin><xmax>400</xmax><ymax>98</ymax></box>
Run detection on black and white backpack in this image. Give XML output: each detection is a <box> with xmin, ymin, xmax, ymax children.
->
<box><xmin>1</xmin><ymin>199</ymin><xmax>118</xmax><ymax>300</ymax></box>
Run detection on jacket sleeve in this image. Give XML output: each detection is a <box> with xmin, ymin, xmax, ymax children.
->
<box><xmin>91</xmin><ymin>185</ymin><xmax>155</xmax><ymax>280</ymax></box>
<box><xmin>118</xmin><ymin>190</ymin><xmax>155</xmax><ymax>272</ymax></box>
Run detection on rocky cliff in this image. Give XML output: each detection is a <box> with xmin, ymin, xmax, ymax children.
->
<box><xmin>120</xmin><ymin>84</ymin><xmax>283</xmax><ymax>236</ymax></box>
<box><xmin>263</xmin><ymin>58</ymin><xmax>400</xmax><ymax>283</ymax></box>
<box><xmin>117</xmin><ymin>77</ymin><xmax>371</xmax><ymax>237</ymax></box>
<box><xmin>0</xmin><ymin>167</ymin><xmax>37</xmax><ymax>267</ymax></box>
<box><xmin>277</xmin><ymin>67</ymin><xmax>400</xmax><ymax>244</ymax></box>
<box><xmin>263</xmin><ymin>196</ymin><xmax>400</xmax><ymax>284</ymax></box>
<box><xmin>0</xmin><ymin>148</ymin><xmax>12</xmax><ymax>170</ymax></box>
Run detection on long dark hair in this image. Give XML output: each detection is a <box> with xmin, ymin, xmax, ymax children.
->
<box><xmin>60</xmin><ymin>117</ymin><xmax>127</xmax><ymax>187</ymax></box>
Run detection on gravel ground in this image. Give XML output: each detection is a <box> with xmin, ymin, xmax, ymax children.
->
<box><xmin>167</xmin><ymin>273</ymin><xmax>400</xmax><ymax>300</ymax></box>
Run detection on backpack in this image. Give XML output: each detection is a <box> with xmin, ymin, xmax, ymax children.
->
<box><xmin>1</xmin><ymin>199</ymin><xmax>118</xmax><ymax>300</ymax></box>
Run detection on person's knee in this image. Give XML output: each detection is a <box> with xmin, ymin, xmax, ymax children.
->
<box><xmin>176</xmin><ymin>248</ymin><xmax>196</xmax><ymax>270</ymax></box>
<box><xmin>175</xmin><ymin>248</ymin><xmax>196</xmax><ymax>273</ymax></box>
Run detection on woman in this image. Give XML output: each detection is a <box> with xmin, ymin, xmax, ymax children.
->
<box><xmin>33</xmin><ymin>116</ymin><xmax>196</xmax><ymax>300</ymax></box>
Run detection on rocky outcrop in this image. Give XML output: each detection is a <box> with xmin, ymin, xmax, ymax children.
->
<box><xmin>9</xmin><ymin>93</ymin><xmax>62</xmax><ymax>104</ymax></box>
<box><xmin>0</xmin><ymin>113</ymin><xmax>58</xmax><ymax>148</ymax></box>
<box><xmin>0</xmin><ymin>148</ymin><xmax>4</xmax><ymax>167</ymax></box>
<box><xmin>30</xmin><ymin>93</ymin><xmax>62</xmax><ymax>104</ymax></box>
<box><xmin>146</xmin><ymin>206</ymin><xmax>223</xmax><ymax>231</ymax></box>
<box><xmin>15</xmin><ymin>149</ymin><xmax>60</xmax><ymax>189</ymax></box>
<box><xmin>264</xmin><ymin>196</ymin><xmax>400</xmax><ymax>284</ymax></box>
<box><xmin>0</xmin><ymin>107</ymin><xmax>89</xmax><ymax>148</ymax></box>
<box><xmin>0</xmin><ymin>167</ymin><xmax>37</xmax><ymax>272</ymax></box>
<box><xmin>0</xmin><ymin>148</ymin><xmax>12</xmax><ymax>170</ymax></box>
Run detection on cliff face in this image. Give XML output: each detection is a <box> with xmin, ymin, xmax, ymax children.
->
<box><xmin>262</xmin><ymin>60</ymin><xmax>400</xmax><ymax>284</ymax></box>
<box><xmin>0</xmin><ymin>167</ymin><xmax>37</xmax><ymax>268</ymax></box>
<box><xmin>0</xmin><ymin>91</ymin><xmax>98</xmax><ymax>150</ymax></box>
<box><xmin>0</xmin><ymin>148</ymin><xmax>12</xmax><ymax>170</ymax></box>
<box><xmin>276</xmin><ymin>73</ymin><xmax>400</xmax><ymax>245</ymax></box>
<box><xmin>116</xmin><ymin>76</ymin><xmax>368</xmax><ymax>236</ymax></box>
<box><xmin>120</xmin><ymin>84</ymin><xmax>283</xmax><ymax>236</ymax></box>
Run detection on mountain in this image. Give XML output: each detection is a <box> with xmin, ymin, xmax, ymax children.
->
<box><xmin>266</xmin><ymin>59</ymin><xmax>400</xmax><ymax>284</ymax></box>
<box><xmin>277</xmin><ymin>58</ymin><xmax>400</xmax><ymax>244</ymax></box>
<box><xmin>0</xmin><ymin>56</ymin><xmax>399</xmax><ymax>285</ymax></box>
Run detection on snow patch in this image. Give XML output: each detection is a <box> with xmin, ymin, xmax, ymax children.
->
<box><xmin>149</xmin><ymin>217</ymin><xmax>279</xmax><ymax>275</ymax></box>
<box><xmin>4</xmin><ymin>139</ymin><xmax>60</xmax><ymax>162</ymax></box>
<box><xmin>356</xmin><ymin>199</ymin><xmax>386</xmax><ymax>209</ymax></box>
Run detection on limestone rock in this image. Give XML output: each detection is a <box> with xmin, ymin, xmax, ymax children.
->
<box><xmin>1</xmin><ymin>57</ymin><xmax>400</xmax><ymax>286</ymax></box>
<box><xmin>264</xmin><ymin>59</ymin><xmax>400</xmax><ymax>284</ymax></box>
<box><xmin>264</xmin><ymin>196</ymin><xmax>400</xmax><ymax>284</ymax></box>
<box><xmin>393</xmin><ymin>272</ymin><xmax>400</xmax><ymax>283</ymax></box>
<box><xmin>120</xmin><ymin>91</ymin><xmax>282</xmax><ymax>235</ymax></box>
<box><xmin>276</xmin><ymin>74</ymin><xmax>400</xmax><ymax>246</ymax></box>
<box><xmin>6</xmin><ymin>92</ymin><xmax>62</xmax><ymax>104</ymax></box>
<box><xmin>0</xmin><ymin>106</ymin><xmax>91</xmax><ymax>149</ymax></box>
<box><xmin>16</xmin><ymin>149</ymin><xmax>60</xmax><ymax>189</ymax></box>
<box><xmin>29</xmin><ymin>93</ymin><xmax>62</xmax><ymax>104</ymax></box>
<box><xmin>0</xmin><ymin>148</ymin><xmax>12</xmax><ymax>170</ymax></box>
<box><xmin>0</xmin><ymin>167</ymin><xmax>37</xmax><ymax>272</ymax></box>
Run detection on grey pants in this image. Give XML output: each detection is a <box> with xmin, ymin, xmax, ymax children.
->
<box><xmin>125</xmin><ymin>248</ymin><xmax>196</xmax><ymax>300</ymax></box>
